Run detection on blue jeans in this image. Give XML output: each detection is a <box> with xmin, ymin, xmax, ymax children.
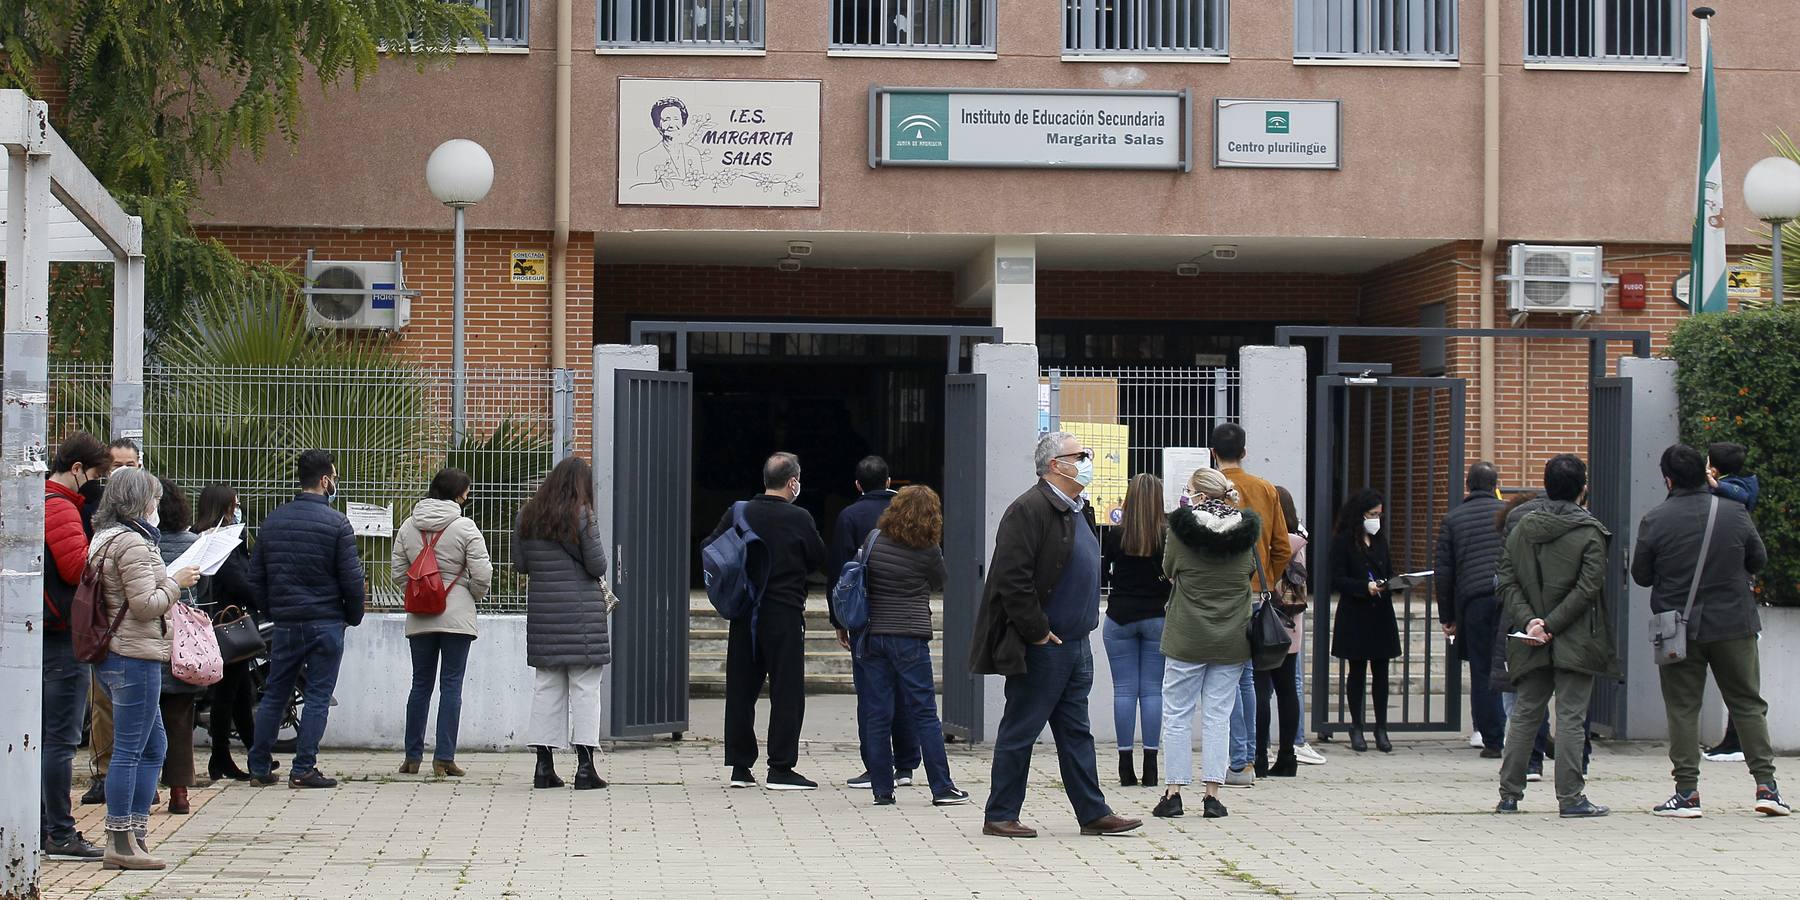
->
<box><xmin>1294</xmin><ymin>628</ymin><xmax>1308</xmax><ymax>746</ymax></box>
<box><xmin>1229</xmin><ymin>663</ymin><xmax>1256</xmax><ymax>771</ymax></box>
<box><xmin>249</xmin><ymin>621</ymin><xmax>346</xmax><ymax>777</ymax></box>
<box><xmin>853</xmin><ymin>634</ymin><xmax>957</xmax><ymax>798</ymax></box>
<box><xmin>1462</xmin><ymin>596</ymin><xmax>1507</xmax><ymax>748</ymax></box>
<box><xmin>985</xmin><ymin>640</ymin><xmax>1111</xmax><ymax>825</ymax></box>
<box><xmin>95</xmin><ymin>654</ymin><xmax>166</xmax><ymax>832</ymax></box>
<box><xmin>850</xmin><ymin>644</ymin><xmax>921</xmax><ymax>775</ymax></box>
<box><xmin>1101</xmin><ymin>616</ymin><xmax>1165</xmax><ymax>752</ymax></box>
<box><xmin>41</xmin><ymin>633</ymin><xmax>90</xmax><ymax>842</ymax></box>
<box><xmin>1162</xmin><ymin>659</ymin><xmax>1244</xmax><ymax>785</ymax></box>
<box><xmin>406</xmin><ymin>633</ymin><xmax>474</xmax><ymax>763</ymax></box>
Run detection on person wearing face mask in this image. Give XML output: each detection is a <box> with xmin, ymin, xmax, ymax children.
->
<box><xmin>706</xmin><ymin>452</ymin><xmax>827</xmax><ymax>791</ymax></box>
<box><xmin>1329</xmin><ymin>489</ymin><xmax>1401</xmax><ymax>753</ymax></box>
<box><xmin>971</xmin><ymin>432</ymin><xmax>1142</xmax><ymax>839</ymax></box>
<box><xmin>79</xmin><ymin>440</ymin><xmax>137</xmax><ymax>805</ymax></box>
<box><xmin>191</xmin><ymin>484</ymin><xmax>260</xmax><ymax>782</ymax></box>
<box><xmin>246</xmin><ymin>449</ymin><xmax>367</xmax><ymax>789</ymax></box>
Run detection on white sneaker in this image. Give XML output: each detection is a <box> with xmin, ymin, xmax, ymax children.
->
<box><xmin>1469</xmin><ymin>732</ymin><xmax>1485</xmax><ymax>749</ymax></box>
<box><xmin>1703</xmin><ymin>750</ymin><xmax>1745</xmax><ymax>763</ymax></box>
<box><xmin>1295</xmin><ymin>744</ymin><xmax>1327</xmax><ymax>766</ymax></box>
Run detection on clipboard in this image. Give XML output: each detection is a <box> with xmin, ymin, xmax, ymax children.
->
<box><xmin>1383</xmin><ymin>570</ymin><xmax>1435</xmax><ymax>592</ymax></box>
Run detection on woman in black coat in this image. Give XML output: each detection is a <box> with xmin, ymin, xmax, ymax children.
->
<box><xmin>192</xmin><ymin>485</ymin><xmax>260</xmax><ymax>782</ymax></box>
<box><xmin>1329</xmin><ymin>489</ymin><xmax>1401</xmax><ymax>753</ymax></box>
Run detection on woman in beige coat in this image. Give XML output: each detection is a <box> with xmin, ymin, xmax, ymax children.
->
<box><xmin>390</xmin><ymin>468</ymin><xmax>492</xmax><ymax>776</ymax></box>
<box><xmin>90</xmin><ymin>468</ymin><xmax>199</xmax><ymax>870</ymax></box>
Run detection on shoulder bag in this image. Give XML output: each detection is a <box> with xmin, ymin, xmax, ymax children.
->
<box><xmin>1649</xmin><ymin>495</ymin><xmax>1717</xmax><ymax>666</ymax></box>
<box><xmin>211</xmin><ymin>605</ymin><xmax>265</xmax><ymax>664</ymax></box>
<box><xmin>1248</xmin><ymin>550</ymin><xmax>1294</xmax><ymax>671</ymax></box>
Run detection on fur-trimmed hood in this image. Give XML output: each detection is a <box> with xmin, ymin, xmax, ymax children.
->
<box><xmin>1168</xmin><ymin>503</ymin><xmax>1262</xmax><ymax>556</ymax></box>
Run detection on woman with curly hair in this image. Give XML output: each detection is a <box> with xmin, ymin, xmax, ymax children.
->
<box><xmin>850</xmin><ymin>485</ymin><xmax>971</xmax><ymax>807</ymax></box>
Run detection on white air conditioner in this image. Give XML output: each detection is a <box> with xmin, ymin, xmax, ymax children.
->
<box><xmin>303</xmin><ymin>250</ymin><xmax>414</xmax><ymax>331</ymax></box>
<box><xmin>1505</xmin><ymin>244</ymin><xmax>1607</xmax><ymax>315</ymax></box>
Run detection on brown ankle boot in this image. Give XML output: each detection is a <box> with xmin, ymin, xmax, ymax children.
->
<box><xmin>168</xmin><ymin>786</ymin><xmax>190</xmax><ymax>815</ymax></box>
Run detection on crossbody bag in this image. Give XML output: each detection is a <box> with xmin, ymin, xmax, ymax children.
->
<box><xmin>1649</xmin><ymin>495</ymin><xmax>1718</xmax><ymax>666</ymax></box>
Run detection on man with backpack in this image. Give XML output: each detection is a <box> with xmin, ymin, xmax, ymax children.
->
<box><xmin>246</xmin><ymin>449</ymin><xmax>367</xmax><ymax>789</ymax></box>
<box><xmin>705</xmin><ymin>452</ymin><xmax>826</xmax><ymax>791</ymax></box>
<box><xmin>41</xmin><ymin>433</ymin><xmax>113</xmax><ymax>861</ymax></box>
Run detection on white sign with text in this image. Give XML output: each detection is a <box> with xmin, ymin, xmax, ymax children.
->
<box><xmin>1214</xmin><ymin>99</ymin><xmax>1341</xmax><ymax>170</ymax></box>
<box><xmin>618</xmin><ymin>78</ymin><xmax>821</xmax><ymax>208</ymax></box>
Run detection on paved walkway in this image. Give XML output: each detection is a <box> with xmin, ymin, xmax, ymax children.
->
<box><xmin>46</xmin><ymin>703</ymin><xmax>1797</xmax><ymax>899</ymax></box>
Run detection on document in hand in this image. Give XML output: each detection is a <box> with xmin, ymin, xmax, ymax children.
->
<box><xmin>1385</xmin><ymin>570</ymin><xmax>1436</xmax><ymax>591</ymax></box>
<box><xmin>168</xmin><ymin>524</ymin><xmax>245</xmax><ymax>576</ymax></box>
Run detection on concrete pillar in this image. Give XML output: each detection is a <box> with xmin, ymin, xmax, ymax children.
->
<box><xmin>1619</xmin><ymin>356</ymin><xmax>1680</xmax><ymax>740</ymax></box>
<box><xmin>956</xmin><ymin>237</ymin><xmax>1037</xmax><ymax>344</ymax></box>
<box><xmin>1240</xmin><ymin>345</ymin><xmax>1310</xmax><ymax>525</ymax></box>
<box><xmin>110</xmin><ymin>252</ymin><xmax>145</xmax><ymax>442</ymax></box>
<box><xmin>593</xmin><ymin>343</ymin><xmax>658</xmax><ymax>739</ymax></box>
<box><xmin>972</xmin><ymin>342</ymin><xmax>1040</xmax><ymax>742</ymax></box>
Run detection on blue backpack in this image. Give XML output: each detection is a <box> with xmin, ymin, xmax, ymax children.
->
<box><xmin>831</xmin><ymin>530</ymin><xmax>879</xmax><ymax>632</ymax></box>
<box><xmin>702</xmin><ymin>501</ymin><xmax>767</xmax><ymax>621</ymax></box>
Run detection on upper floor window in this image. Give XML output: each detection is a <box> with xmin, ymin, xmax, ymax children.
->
<box><xmin>598</xmin><ymin>0</ymin><xmax>764</xmax><ymax>50</ymax></box>
<box><xmin>1064</xmin><ymin>0</ymin><xmax>1228</xmax><ymax>57</ymax></box>
<box><xmin>447</xmin><ymin>0</ymin><xmax>529</xmax><ymax>48</ymax></box>
<box><xmin>831</xmin><ymin>0</ymin><xmax>996</xmax><ymax>52</ymax></box>
<box><xmin>1294</xmin><ymin>0</ymin><xmax>1456</xmax><ymax>61</ymax></box>
<box><xmin>1525</xmin><ymin>0</ymin><xmax>1685</xmax><ymax>65</ymax></box>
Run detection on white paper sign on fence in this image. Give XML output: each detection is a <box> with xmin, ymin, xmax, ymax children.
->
<box><xmin>346</xmin><ymin>502</ymin><xmax>394</xmax><ymax>539</ymax></box>
<box><xmin>1162</xmin><ymin>447</ymin><xmax>1213</xmax><ymax>512</ymax></box>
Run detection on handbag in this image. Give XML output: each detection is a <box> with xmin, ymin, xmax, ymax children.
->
<box><xmin>170</xmin><ymin>601</ymin><xmax>225</xmax><ymax>686</ymax></box>
<box><xmin>72</xmin><ymin>534</ymin><xmax>129</xmax><ymax>665</ymax></box>
<box><xmin>1248</xmin><ymin>550</ymin><xmax>1294</xmax><ymax>671</ymax></box>
<box><xmin>212</xmin><ymin>605</ymin><xmax>265</xmax><ymax>664</ymax></box>
<box><xmin>1650</xmin><ymin>495</ymin><xmax>1718</xmax><ymax>666</ymax></box>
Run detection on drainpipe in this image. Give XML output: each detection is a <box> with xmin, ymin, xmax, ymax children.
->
<box><xmin>1477</xmin><ymin>0</ymin><xmax>1500</xmax><ymax>463</ymax></box>
<box><xmin>550</xmin><ymin>0</ymin><xmax>574</xmax><ymax>460</ymax></box>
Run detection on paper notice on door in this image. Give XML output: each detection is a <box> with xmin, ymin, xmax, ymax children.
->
<box><xmin>346</xmin><ymin>502</ymin><xmax>395</xmax><ymax>539</ymax></box>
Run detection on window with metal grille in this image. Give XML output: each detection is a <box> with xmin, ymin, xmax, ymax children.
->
<box><xmin>598</xmin><ymin>0</ymin><xmax>764</xmax><ymax>49</ymax></box>
<box><xmin>1525</xmin><ymin>0</ymin><xmax>1685</xmax><ymax>65</ymax></box>
<box><xmin>1294</xmin><ymin>0</ymin><xmax>1457</xmax><ymax>60</ymax></box>
<box><xmin>456</xmin><ymin>0</ymin><xmax>529</xmax><ymax>47</ymax></box>
<box><xmin>1063</xmin><ymin>0</ymin><xmax>1228</xmax><ymax>56</ymax></box>
<box><xmin>831</xmin><ymin>0</ymin><xmax>996</xmax><ymax>51</ymax></box>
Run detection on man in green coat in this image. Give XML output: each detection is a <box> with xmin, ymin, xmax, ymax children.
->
<box><xmin>1494</xmin><ymin>454</ymin><xmax>1617</xmax><ymax>818</ymax></box>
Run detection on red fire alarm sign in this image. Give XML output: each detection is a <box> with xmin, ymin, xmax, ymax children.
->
<box><xmin>1619</xmin><ymin>272</ymin><xmax>1647</xmax><ymax>310</ymax></box>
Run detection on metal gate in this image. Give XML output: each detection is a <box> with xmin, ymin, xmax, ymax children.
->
<box><xmin>1309</xmin><ymin>375</ymin><xmax>1465</xmax><ymax>737</ymax></box>
<box><xmin>609</xmin><ymin>369</ymin><xmax>694</xmax><ymax>738</ymax></box>
<box><xmin>940</xmin><ymin>374</ymin><xmax>987</xmax><ymax>741</ymax></box>
<box><xmin>1585</xmin><ymin>376</ymin><xmax>1634</xmax><ymax>736</ymax></box>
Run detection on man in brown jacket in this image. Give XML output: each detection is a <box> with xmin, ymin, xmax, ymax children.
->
<box><xmin>1211</xmin><ymin>423</ymin><xmax>1292</xmax><ymax>784</ymax></box>
<box><xmin>970</xmin><ymin>431</ymin><xmax>1142</xmax><ymax>839</ymax></box>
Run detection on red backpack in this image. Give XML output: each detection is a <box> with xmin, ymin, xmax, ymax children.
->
<box><xmin>72</xmin><ymin>533</ymin><xmax>128</xmax><ymax>664</ymax></box>
<box><xmin>403</xmin><ymin>529</ymin><xmax>460</xmax><ymax>616</ymax></box>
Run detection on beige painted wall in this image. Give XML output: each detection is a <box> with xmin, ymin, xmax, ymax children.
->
<box><xmin>195</xmin><ymin>0</ymin><xmax>1800</xmax><ymax>246</ymax></box>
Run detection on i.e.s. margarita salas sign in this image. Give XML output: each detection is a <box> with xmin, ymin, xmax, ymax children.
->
<box><xmin>617</xmin><ymin>78</ymin><xmax>821</xmax><ymax>208</ymax></box>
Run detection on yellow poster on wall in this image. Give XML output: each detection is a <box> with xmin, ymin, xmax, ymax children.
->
<box><xmin>1063</xmin><ymin>422</ymin><xmax>1130</xmax><ymax>526</ymax></box>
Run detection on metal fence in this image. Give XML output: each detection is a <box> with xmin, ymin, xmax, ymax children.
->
<box><xmin>1043</xmin><ymin>365</ymin><xmax>1240</xmax><ymax>526</ymax></box>
<box><xmin>49</xmin><ymin>363</ymin><xmax>566</xmax><ymax>613</ymax></box>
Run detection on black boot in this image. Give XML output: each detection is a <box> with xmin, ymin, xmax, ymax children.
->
<box><xmin>1349</xmin><ymin>710</ymin><xmax>1369</xmax><ymax>753</ymax></box>
<box><xmin>1141</xmin><ymin>750</ymin><xmax>1158</xmax><ymax>787</ymax></box>
<box><xmin>1269</xmin><ymin>748</ymin><xmax>1298</xmax><ymax>777</ymax></box>
<box><xmin>1374</xmin><ymin>697</ymin><xmax>1393</xmax><ymax>753</ymax></box>
<box><xmin>573</xmin><ymin>746</ymin><xmax>607</xmax><ymax>790</ymax></box>
<box><xmin>533</xmin><ymin>746</ymin><xmax>564</xmax><ymax>789</ymax></box>
<box><xmin>1119</xmin><ymin>751</ymin><xmax>1138</xmax><ymax>787</ymax></box>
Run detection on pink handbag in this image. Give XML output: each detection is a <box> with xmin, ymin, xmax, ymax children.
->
<box><xmin>170</xmin><ymin>601</ymin><xmax>225</xmax><ymax>686</ymax></box>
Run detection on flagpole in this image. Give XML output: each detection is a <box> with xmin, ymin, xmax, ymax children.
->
<box><xmin>1692</xmin><ymin>5</ymin><xmax>1719</xmax><ymax>316</ymax></box>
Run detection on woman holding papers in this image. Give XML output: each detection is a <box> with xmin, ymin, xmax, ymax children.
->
<box><xmin>192</xmin><ymin>484</ymin><xmax>258</xmax><ymax>782</ymax></box>
<box><xmin>1329</xmin><ymin>489</ymin><xmax>1401</xmax><ymax>754</ymax></box>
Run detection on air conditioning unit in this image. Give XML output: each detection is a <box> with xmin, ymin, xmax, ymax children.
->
<box><xmin>1505</xmin><ymin>244</ymin><xmax>1607</xmax><ymax>315</ymax></box>
<box><xmin>303</xmin><ymin>250</ymin><xmax>415</xmax><ymax>331</ymax></box>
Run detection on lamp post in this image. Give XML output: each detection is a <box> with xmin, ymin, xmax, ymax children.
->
<box><xmin>1744</xmin><ymin>155</ymin><xmax>1800</xmax><ymax>308</ymax></box>
<box><xmin>425</xmin><ymin>139</ymin><xmax>495</xmax><ymax>442</ymax></box>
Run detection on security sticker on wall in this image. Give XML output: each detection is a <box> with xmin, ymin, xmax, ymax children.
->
<box><xmin>1727</xmin><ymin>266</ymin><xmax>1763</xmax><ymax>299</ymax></box>
<box><xmin>511</xmin><ymin>250</ymin><xmax>547</xmax><ymax>284</ymax></box>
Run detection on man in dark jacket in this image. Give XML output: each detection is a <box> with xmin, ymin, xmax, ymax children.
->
<box><xmin>708</xmin><ymin>452</ymin><xmax>827</xmax><ymax>791</ymax></box>
<box><xmin>246</xmin><ymin>449</ymin><xmax>366</xmax><ymax>789</ymax></box>
<box><xmin>1633</xmin><ymin>443</ymin><xmax>1786</xmax><ymax>819</ymax></box>
<box><xmin>826</xmin><ymin>455</ymin><xmax>921</xmax><ymax>790</ymax></box>
<box><xmin>1436</xmin><ymin>462</ymin><xmax>1507</xmax><ymax>756</ymax></box>
<box><xmin>973</xmin><ymin>431</ymin><xmax>1141</xmax><ymax>839</ymax></box>
<box><xmin>1494</xmin><ymin>454</ymin><xmax>1614</xmax><ymax>818</ymax></box>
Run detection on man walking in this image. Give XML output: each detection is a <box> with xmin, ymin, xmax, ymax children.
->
<box><xmin>1494</xmin><ymin>454</ymin><xmax>1613</xmax><ymax>818</ymax></box>
<box><xmin>828</xmin><ymin>455</ymin><xmax>921</xmax><ymax>789</ymax></box>
<box><xmin>1211</xmin><ymin>423</ymin><xmax>1292</xmax><ymax>784</ymax></box>
<box><xmin>1633</xmin><ymin>443</ymin><xmax>1787</xmax><ymax>818</ymax></box>
<box><xmin>710</xmin><ymin>452</ymin><xmax>827</xmax><ymax>791</ymax></box>
<box><xmin>972</xmin><ymin>431</ymin><xmax>1141</xmax><ymax>838</ymax></box>
<box><xmin>247</xmin><ymin>450</ymin><xmax>366</xmax><ymax>789</ymax></box>
<box><xmin>1436</xmin><ymin>462</ymin><xmax>1507</xmax><ymax>757</ymax></box>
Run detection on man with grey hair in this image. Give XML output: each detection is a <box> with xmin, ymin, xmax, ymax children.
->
<box><xmin>971</xmin><ymin>431</ymin><xmax>1142</xmax><ymax>838</ymax></box>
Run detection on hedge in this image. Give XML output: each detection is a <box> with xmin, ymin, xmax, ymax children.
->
<box><xmin>1668</xmin><ymin>307</ymin><xmax>1800</xmax><ymax>606</ymax></box>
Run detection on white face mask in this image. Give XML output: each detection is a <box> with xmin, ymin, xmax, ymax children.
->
<box><xmin>1363</xmin><ymin>518</ymin><xmax>1381</xmax><ymax>536</ymax></box>
<box><xmin>147</xmin><ymin>509</ymin><xmax>161</xmax><ymax>528</ymax></box>
<box><xmin>790</xmin><ymin>479</ymin><xmax>801</xmax><ymax>502</ymax></box>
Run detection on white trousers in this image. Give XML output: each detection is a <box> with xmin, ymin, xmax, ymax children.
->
<box><xmin>527</xmin><ymin>665</ymin><xmax>604</xmax><ymax>749</ymax></box>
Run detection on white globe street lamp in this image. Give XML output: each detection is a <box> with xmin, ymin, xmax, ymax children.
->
<box><xmin>1743</xmin><ymin>155</ymin><xmax>1800</xmax><ymax>308</ymax></box>
<box><xmin>426</xmin><ymin>139</ymin><xmax>495</xmax><ymax>442</ymax></box>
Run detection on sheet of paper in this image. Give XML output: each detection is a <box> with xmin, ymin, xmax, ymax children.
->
<box><xmin>168</xmin><ymin>527</ymin><xmax>243</xmax><ymax>577</ymax></box>
<box><xmin>1162</xmin><ymin>447</ymin><xmax>1212</xmax><ymax>512</ymax></box>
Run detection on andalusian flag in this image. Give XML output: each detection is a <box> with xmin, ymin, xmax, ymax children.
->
<box><xmin>1690</xmin><ymin>22</ymin><xmax>1727</xmax><ymax>315</ymax></box>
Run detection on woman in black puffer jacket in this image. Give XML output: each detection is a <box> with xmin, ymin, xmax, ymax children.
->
<box><xmin>514</xmin><ymin>456</ymin><xmax>609</xmax><ymax>792</ymax></box>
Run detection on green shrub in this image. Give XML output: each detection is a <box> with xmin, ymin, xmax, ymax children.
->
<box><xmin>1669</xmin><ymin>307</ymin><xmax>1800</xmax><ymax>605</ymax></box>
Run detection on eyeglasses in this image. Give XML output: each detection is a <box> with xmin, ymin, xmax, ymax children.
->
<box><xmin>1055</xmin><ymin>451</ymin><xmax>1093</xmax><ymax>463</ymax></box>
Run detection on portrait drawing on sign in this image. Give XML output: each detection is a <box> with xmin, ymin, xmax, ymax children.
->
<box><xmin>634</xmin><ymin>97</ymin><xmax>707</xmax><ymax>188</ymax></box>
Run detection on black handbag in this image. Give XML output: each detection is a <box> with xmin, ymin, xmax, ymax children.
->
<box><xmin>1248</xmin><ymin>551</ymin><xmax>1294</xmax><ymax>671</ymax></box>
<box><xmin>212</xmin><ymin>605</ymin><xmax>265</xmax><ymax>664</ymax></box>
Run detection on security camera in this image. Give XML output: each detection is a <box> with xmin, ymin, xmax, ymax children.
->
<box><xmin>786</xmin><ymin>241</ymin><xmax>814</xmax><ymax>258</ymax></box>
<box><xmin>776</xmin><ymin>257</ymin><xmax>803</xmax><ymax>273</ymax></box>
